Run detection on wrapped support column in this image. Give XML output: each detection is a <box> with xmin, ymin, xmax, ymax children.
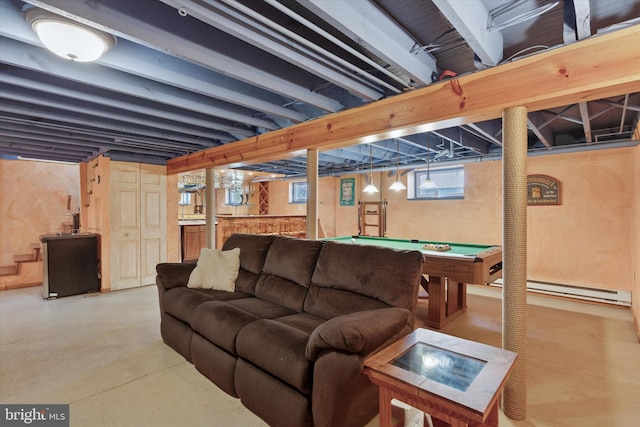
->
<box><xmin>502</xmin><ymin>106</ymin><xmax>528</xmax><ymax>420</ymax></box>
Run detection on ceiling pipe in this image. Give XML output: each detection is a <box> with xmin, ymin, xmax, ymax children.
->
<box><xmin>217</xmin><ymin>0</ymin><xmax>401</xmax><ymax>95</ymax></box>
<box><xmin>167</xmin><ymin>0</ymin><xmax>385</xmax><ymax>100</ymax></box>
<box><xmin>263</xmin><ymin>0</ymin><xmax>411</xmax><ymax>90</ymax></box>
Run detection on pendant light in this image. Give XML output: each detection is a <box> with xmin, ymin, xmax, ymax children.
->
<box><xmin>419</xmin><ymin>134</ymin><xmax>438</xmax><ymax>190</ymax></box>
<box><xmin>363</xmin><ymin>144</ymin><xmax>379</xmax><ymax>193</ymax></box>
<box><xmin>389</xmin><ymin>139</ymin><xmax>406</xmax><ymax>191</ymax></box>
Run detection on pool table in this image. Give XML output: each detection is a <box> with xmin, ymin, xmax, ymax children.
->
<box><xmin>324</xmin><ymin>236</ymin><xmax>503</xmax><ymax>329</ymax></box>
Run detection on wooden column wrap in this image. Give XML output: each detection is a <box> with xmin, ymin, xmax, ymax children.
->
<box><xmin>502</xmin><ymin>105</ymin><xmax>528</xmax><ymax>420</ymax></box>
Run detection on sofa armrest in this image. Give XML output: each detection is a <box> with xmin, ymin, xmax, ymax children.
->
<box><xmin>305</xmin><ymin>307</ymin><xmax>411</xmax><ymax>361</ymax></box>
<box><xmin>155</xmin><ymin>262</ymin><xmax>196</xmax><ymax>291</ymax></box>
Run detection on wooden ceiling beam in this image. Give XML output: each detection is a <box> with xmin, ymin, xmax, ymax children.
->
<box><xmin>167</xmin><ymin>25</ymin><xmax>640</xmax><ymax>174</ymax></box>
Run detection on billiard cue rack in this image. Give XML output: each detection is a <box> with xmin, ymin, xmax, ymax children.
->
<box><xmin>358</xmin><ymin>200</ymin><xmax>387</xmax><ymax>237</ymax></box>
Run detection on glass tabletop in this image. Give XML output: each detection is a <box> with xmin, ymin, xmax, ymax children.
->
<box><xmin>391</xmin><ymin>342</ymin><xmax>487</xmax><ymax>392</ymax></box>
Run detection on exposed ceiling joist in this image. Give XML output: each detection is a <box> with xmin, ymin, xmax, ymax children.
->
<box><xmin>25</xmin><ymin>0</ymin><xmax>344</xmax><ymax>112</ymax></box>
<box><xmin>432</xmin><ymin>0</ymin><xmax>503</xmax><ymax>68</ymax></box>
<box><xmin>563</xmin><ymin>0</ymin><xmax>591</xmax><ymax>44</ymax></box>
<box><xmin>298</xmin><ymin>0</ymin><xmax>437</xmax><ymax>85</ymax></box>
<box><xmin>578</xmin><ymin>102</ymin><xmax>593</xmax><ymax>143</ymax></box>
<box><xmin>0</xmin><ymin>38</ymin><xmax>263</xmax><ymax>136</ymax></box>
<box><xmin>466</xmin><ymin>122</ymin><xmax>502</xmax><ymax>146</ymax></box>
<box><xmin>160</xmin><ymin>0</ymin><xmax>386</xmax><ymax>101</ymax></box>
<box><xmin>528</xmin><ymin>114</ymin><xmax>555</xmax><ymax>148</ymax></box>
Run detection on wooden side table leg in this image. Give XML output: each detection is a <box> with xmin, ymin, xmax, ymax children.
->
<box><xmin>378</xmin><ymin>387</ymin><xmax>394</xmax><ymax>427</ymax></box>
<box><xmin>479</xmin><ymin>402</ymin><xmax>499</xmax><ymax>427</ymax></box>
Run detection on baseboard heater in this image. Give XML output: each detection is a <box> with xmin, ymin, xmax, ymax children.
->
<box><xmin>489</xmin><ymin>279</ymin><xmax>631</xmax><ymax>307</ymax></box>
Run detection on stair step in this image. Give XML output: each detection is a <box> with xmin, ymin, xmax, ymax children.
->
<box><xmin>1</xmin><ymin>244</ymin><xmax>43</xmax><ymax>277</ymax></box>
<box><xmin>14</xmin><ymin>254</ymin><xmax>38</xmax><ymax>263</ymax></box>
<box><xmin>0</xmin><ymin>266</ymin><xmax>18</xmax><ymax>276</ymax></box>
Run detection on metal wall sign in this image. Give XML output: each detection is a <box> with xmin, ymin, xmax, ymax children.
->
<box><xmin>527</xmin><ymin>174</ymin><xmax>561</xmax><ymax>205</ymax></box>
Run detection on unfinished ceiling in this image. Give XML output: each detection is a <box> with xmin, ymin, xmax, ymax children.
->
<box><xmin>1</xmin><ymin>0</ymin><xmax>639</xmax><ymax>177</ymax></box>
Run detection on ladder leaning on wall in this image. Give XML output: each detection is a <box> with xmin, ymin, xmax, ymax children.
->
<box><xmin>358</xmin><ymin>200</ymin><xmax>387</xmax><ymax>237</ymax></box>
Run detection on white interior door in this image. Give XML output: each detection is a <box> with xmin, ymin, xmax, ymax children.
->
<box><xmin>110</xmin><ymin>162</ymin><xmax>167</xmax><ymax>290</ymax></box>
<box><xmin>110</xmin><ymin>162</ymin><xmax>141</xmax><ymax>290</ymax></box>
<box><xmin>140</xmin><ymin>164</ymin><xmax>166</xmax><ymax>285</ymax></box>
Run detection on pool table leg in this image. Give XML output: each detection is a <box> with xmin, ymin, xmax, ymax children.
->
<box><xmin>447</xmin><ymin>281</ymin><xmax>467</xmax><ymax>317</ymax></box>
<box><xmin>425</xmin><ymin>276</ymin><xmax>447</xmax><ymax>329</ymax></box>
<box><xmin>422</xmin><ymin>276</ymin><xmax>468</xmax><ymax>329</ymax></box>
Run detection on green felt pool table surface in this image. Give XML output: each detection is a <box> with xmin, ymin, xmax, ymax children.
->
<box><xmin>325</xmin><ymin>236</ymin><xmax>499</xmax><ymax>258</ymax></box>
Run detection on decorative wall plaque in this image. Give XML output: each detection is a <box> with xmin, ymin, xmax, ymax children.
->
<box><xmin>527</xmin><ymin>174</ymin><xmax>561</xmax><ymax>205</ymax></box>
<box><xmin>340</xmin><ymin>178</ymin><xmax>355</xmax><ymax>206</ymax></box>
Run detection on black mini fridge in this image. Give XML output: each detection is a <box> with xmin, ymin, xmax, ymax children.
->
<box><xmin>40</xmin><ymin>233</ymin><xmax>100</xmax><ymax>299</ymax></box>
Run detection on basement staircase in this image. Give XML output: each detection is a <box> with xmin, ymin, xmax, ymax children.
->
<box><xmin>0</xmin><ymin>243</ymin><xmax>41</xmax><ymax>277</ymax></box>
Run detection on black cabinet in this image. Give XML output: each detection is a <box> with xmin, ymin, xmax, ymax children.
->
<box><xmin>40</xmin><ymin>233</ymin><xmax>99</xmax><ymax>299</ymax></box>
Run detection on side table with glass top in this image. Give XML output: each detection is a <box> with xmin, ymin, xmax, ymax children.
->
<box><xmin>363</xmin><ymin>328</ymin><xmax>517</xmax><ymax>427</ymax></box>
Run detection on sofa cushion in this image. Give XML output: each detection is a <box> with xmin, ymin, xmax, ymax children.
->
<box><xmin>187</xmin><ymin>247</ymin><xmax>240</xmax><ymax>291</ymax></box>
<box><xmin>163</xmin><ymin>287</ymin><xmax>250</xmax><ymax>324</ymax></box>
<box><xmin>222</xmin><ymin>233</ymin><xmax>275</xmax><ymax>295</ymax></box>
<box><xmin>234</xmin><ymin>269</ymin><xmax>262</xmax><ymax>296</ymax></box>
<box><xmin>255</xmin><ymin>237</ymin><xmax>324</xmax><ymax>311</ymax></box>
<box><xmin>261</xmin><ymin>237</ymin><xmax>324</xmax><ymax>286</ymax></box>
<box><xmin>227</xmin><ymin>297</ymin><xmax>295</xmax><ymax>319</ymax></box>
<box><xmin>274</xmin><ymin>313</ymin><xmax>326</xmax><ymax>335</ymax></box>
<box><xmin>254</xmin><ymin>274</ymin><xmax>308</xmax><ymax>312</ymax></box>
<box><xmin>236</xmin><ymin>319</ymin><xmax>313</xmax><ymax>394</ymax></box>
<box><xmin>190</xmin><ymin>301</ymin><xmax>259</xmax><ymax>354</ymax></box>
<box><xmin>223</xmin><ymin>233</ymin><xmax>274</xmax><ymax>265</ymax></box>
<box><xmin>305</xmin><ymin>241</ymin><xmax>424</xmax><ymax>319</ymax></box>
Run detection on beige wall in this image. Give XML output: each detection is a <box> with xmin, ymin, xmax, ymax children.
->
<box><xmin>0</xmin><ymin>159</ymin><xmax>80</xmax><ymax>290</ymax></box>
<box><xmin>324</xmin><ymin>147</ymin><xmax>637</xmax><ymax>294</ymax></box>
<box><xmin>526</xmin><ymin>149</ymin><xmax>634</xmax><ymax>289</ymax></box>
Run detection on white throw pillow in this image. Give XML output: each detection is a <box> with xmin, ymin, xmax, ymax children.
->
<box><xmin>187</xmin><ymin>247</ymin><xmax>240</xmax><ymax>292</ymax></box>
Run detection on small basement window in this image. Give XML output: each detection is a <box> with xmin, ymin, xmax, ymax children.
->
<box><xmin>409</xmin><ymin>166</ymin><xmax>464</xmax><ymax>200</ymax></box>
<box><xmin>289</xmin><ymin>181</ymin><xmax>307</xmax><ymax>203</ymax></box>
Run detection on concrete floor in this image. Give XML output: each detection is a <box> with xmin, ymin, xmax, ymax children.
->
<box><xmin>1</xmin><ymin>284</ymin><xmax>638</xmax><ymax>427</ymax></box>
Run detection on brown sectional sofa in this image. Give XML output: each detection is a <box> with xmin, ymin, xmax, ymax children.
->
<box><xmin>155</xmin><ymin>233</ymin><xmax>424</xmax><ymax>427</ymax></box>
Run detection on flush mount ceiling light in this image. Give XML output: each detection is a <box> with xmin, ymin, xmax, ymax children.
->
<box><xmin>25</xmin><ymin>7</ymin><xmax>115</xmax><ymax>62</ymax></box>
